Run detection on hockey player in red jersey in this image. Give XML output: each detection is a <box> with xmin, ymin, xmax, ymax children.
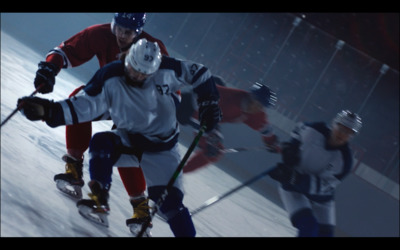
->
<box><xmin>178</xmin><ymin>76</ymin><xmax>280</xmax><ymax>173</ymax></box>
<box><xmin>33</xmin><ymin>13</ymin><xmax>168</xmax><ymax>236</ymax></box>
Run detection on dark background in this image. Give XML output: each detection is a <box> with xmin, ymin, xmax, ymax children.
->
<box><xmin>294</xmin><ymin>13</ymin><xmax>399</xmax><ymax>71</ymax></box>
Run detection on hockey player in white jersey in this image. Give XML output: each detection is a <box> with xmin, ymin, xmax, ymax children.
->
<box><xmin>18</xmin><ymin>38</ymin><xmax>222</xmax><ymax>237</ymax></box>
<box><xmin>268</xmin><ymin>110</ymin><xmax>362</xmax><ymax>237</ymax></box>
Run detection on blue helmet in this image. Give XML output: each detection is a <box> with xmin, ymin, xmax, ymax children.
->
<box><xmin>111</xmin><ymin>13</ymin><xmax>146</xmax><ymax>34</ymax></box>
<box><xmin>249</xmin><ymin>82</ymin><xmax>277</xmax><ymax>108</ymax></box>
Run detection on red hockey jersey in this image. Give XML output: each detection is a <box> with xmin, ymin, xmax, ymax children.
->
<box><xmin>217</xmin><ymin>85</ymin><xmax>269</xmax><ymax>131</ymax></box>
<box><xmin>46</xmin><ymin>23</ymin><xmax>169</xmax><ymax>72</ymax></box>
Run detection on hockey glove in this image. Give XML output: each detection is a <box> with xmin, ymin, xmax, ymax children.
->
<box><xmin>269</xmin><ymin>163</ymin><xmax>295</xmax><ymax>184</ymax></box>
<box><xmin>281</xmin><ymin>141</ymin><xmax>301</xmax><ymax>167</ymax></box>
<box><xmin>34</xmin><ymin>61</ymin><xmax>59</xmax><ymax>94</ymax></box>
<box><xmin>18</xmin><ymin>96</ymin><xmax>64</xmax><ymax>127</ymax></box>
<box><xmin>269</xmin><ymin>163</ymin><xmax>311</xmax><ymax>194</ymax></box>
<box><xmin>262</xmin><ymin>134</ymin><xmax>281</xmax><ymax>153</ymax></box>
<box><xmin>269</xmin><ymin>163</ymin><xmax>310</xmax><ymax>192</ymax></box>
<box><xmin>198</xmin><ymin>97</ymin><xmax>222</xmax><ymax>133</ymax></box>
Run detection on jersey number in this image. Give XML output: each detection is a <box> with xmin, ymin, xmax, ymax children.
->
<box><xmin>144</xmin><ymin>54</ymin><xmax>154</xmax><ymax>62</ymax></box>
<box><xmin>156</xmin><ymin>84</ymin><xmax>170</xmax><ymax>95</ymax></box>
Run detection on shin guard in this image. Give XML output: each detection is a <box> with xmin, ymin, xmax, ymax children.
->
<box><xmin>148</xmin><ymin>186</ymin><xmax>196</xmax><ymax>237</ymax></box>
<box><xmin>291</xmin><ymin>208</ymin><xmax>319</xmax><ymax>237</ymax></box>
<box><xmin>88</xmin><ymin>132</ymin><xmax>121</xmax><ymax>188</ymax></box>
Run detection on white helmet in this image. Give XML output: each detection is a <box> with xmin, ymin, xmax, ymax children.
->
<box><xmin>333</xmin><ymin>110</ymin><xmax>362</xmax><ymax>133</ymax></box>
<box><xmin>125</xmin><ymin>38</ymin><xmax>162</xmax><ymax>75</ymax></box>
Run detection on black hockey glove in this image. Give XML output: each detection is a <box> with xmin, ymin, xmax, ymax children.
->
<box><xmin>269</xmin><ymin>163</ymin><xmax>296</xmax><ymax>184</ymax></box>
<box><xmin>17</xmin><ymin>96</ymin><xmax>63</xmax><ymax>127</ymax></box>
<box><xmin>34</xmin><ymin>61</ymin><xmax>59</xmax><ymax>94</ymax></box>
<box><xmin>281</xmin><ymin>141</ymin><xmax>301</xmax><ymax>167</ymax></box>
<box><xmin>198</xmin><ymin>97</ymin><xmax>222</xmax><ymax>133</ymax></box>
<box><xmin>269</xmin><ymin>163</ymin><xmax>310</xmax><ymax>193</ymax></box>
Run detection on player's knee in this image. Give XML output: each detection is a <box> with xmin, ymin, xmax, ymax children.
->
<box><xmin>88</xmin><ymin>132</ymin><xmax>121</xmax><ymax>184</ymax></box>
<box><xmin>89</xmin><ymin>132</ymin><xmax>121</xmax><ymax>159</ymax></box>
<box><xmin>148</xmin><ymin>186</ymin><xmax>184</xmax><ymax>219</ymax></box>
<box><xmin>148</xmin><ymin>186</ymin><xmax>196</xmax><ymax>237</ymax></box>
<box><xmin>291</xmin><ymin>208</ymin><xmax>319</xmax><ymax>237</ymax></box>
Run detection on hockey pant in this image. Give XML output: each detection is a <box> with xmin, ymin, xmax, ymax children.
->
<box><xmin>89</xmin><ymin>131</ymin><xmax>196</xmax><ymax>237</ymax></box>
<box><xmin>65</xmin><ymin>85</ymin><xmax>146</xmax><ymax>197</ymax></box>
<box><xmin>278</xmin><ymin>186</ymin><xmax>335</xmax><ymax>237</ymax></box>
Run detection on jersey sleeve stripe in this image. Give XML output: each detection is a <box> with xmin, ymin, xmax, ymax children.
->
<box><xmin>65</xmin><ymin>99</ymin><xmax>79</xmax><ymax>124</ymax></box>
<box><xmin>191</xmin><ymin>66</ymin><xmax>208</xmax><ymax>85</ymax></box>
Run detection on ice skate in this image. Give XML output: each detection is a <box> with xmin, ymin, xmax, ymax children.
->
<box><xmin>54</xmin><ymin>154</ymin><xmax>84</xmax><ymax>199</ymax></box>
<box><xmin>77</xmin><ymin>180</ymin><xmax>110</xmax><ymax>227</ymax></box>
<box><xmin>126</xmin><ymin>196</ymin><xmax>153</xmax><ymax>237</ymax></box>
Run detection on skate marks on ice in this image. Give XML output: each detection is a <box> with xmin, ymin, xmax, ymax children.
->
<box><xmin>1</xmin><ymin>32</ymin><xmax>126</xmax><ymax>237</ymax></box>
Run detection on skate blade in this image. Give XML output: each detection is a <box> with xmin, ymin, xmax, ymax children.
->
<box><xmin>127</xmin><ymin>223</ymin><xmax>152</xmax><ymax>237</ymax></box>
<box><xmin>55</xmin><ymin>180</ymin><xmax>82</xmax><ymax>199</ymax></box>
<box><xmin>77</xmin><ymin>203</ymin><xmax>109</xmax><ymax>227</ymax></box>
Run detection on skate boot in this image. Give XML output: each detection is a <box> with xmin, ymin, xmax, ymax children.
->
<box><xmin>126</xmin><ymin>196</ymin><xmax>153</xmax><ymax>237</ymax></box>
<box><xmin>77</xmin><ymin>180</ymin><xmax>110</xmax><ymax>227</ymax></box>
<box><xmin>54</xmin><ymin>154</ymin><xmax>84</xmax><ymax>199</ymax></box>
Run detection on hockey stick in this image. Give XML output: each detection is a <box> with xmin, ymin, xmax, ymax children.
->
<box><xmin>221</xmin><ymin>146</ymin><xmax>267</xmax><ymax>154</ymax></box>
<box><xmin>190</xmin><ymin>164</ymin><xmax>278</xmax><ymax>217</ymax></box>
<box><xmin>1</xmin><ymin>83</ymin><xmax>44</xmax><ymax>129</ymax></box>
<box><xmin>136</xmin><ymin>124</ymin><xmax>207</xmax><ymax>237</ymax></box>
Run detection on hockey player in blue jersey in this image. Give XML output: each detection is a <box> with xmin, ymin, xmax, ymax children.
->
<box><xmin>18</xmin><ymin>38</ymin><xmax>222</xmax><ymax>237</ymax></box>
<box><xmin>268</xmin><ymin>110</ymin><xmax>362</xmax><ymax>237</ymax></box>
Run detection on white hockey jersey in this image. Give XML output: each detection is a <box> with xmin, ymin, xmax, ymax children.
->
<box><xmin>50</xmin><ymin>56</ymin><xmax>219</xmax><ymax>152</ymax></box>
<box><xmin>282</xmin><ymin>122</ymin><xmax>353</xmax><ymax>202</ymax></box>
